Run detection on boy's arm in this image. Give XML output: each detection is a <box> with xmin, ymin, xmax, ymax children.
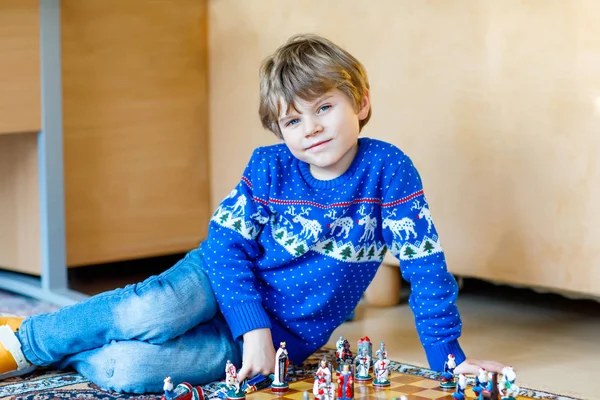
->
<box><xmin>200</xmin><ymin>148</ymin><xmax>273</xmax><ymax>340</ymax></box>
<box><xmin>380</xmin><ymin>154</ymin><xmax>465</xmax><ymax>371</ymax></box>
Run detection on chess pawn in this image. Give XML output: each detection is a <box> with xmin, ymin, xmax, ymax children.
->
<box><xmin>451</xmin><ymin>373</ymin><xmax>467</xmax><ymax>400</ymax></box>
<box><xmin>353</xmin><ymin>348</ymin><xmax>372</xmax><ymax>382</ymax></box>
<box><xmin>372</xmin><ymin>350</ymin><xmax>390</xmax><ymax>387</ymax></box>
<box><xmin>439</xmin><ymin>354</ymin><xmax>457</xmax><ymax>390</ymax></box>
<box><xmin>271</xmin><ymin>342</ymin><xmax>289</xmax><ymax>393</ymax></box>
<box><xmin>337</xmin><ymin>363</ymin><xmax>354</xmax><ymax>400</ymax></box>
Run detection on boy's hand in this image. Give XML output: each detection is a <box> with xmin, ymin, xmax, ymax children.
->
<box><xmin>237</xmin><ymin>328</ymin><xmax>276</xmax><ymax>382</ymax></box>
<box><xmin>455</xmin><ymin>358</ymin><xmax>505</xmax><ymax>375</ymax></box>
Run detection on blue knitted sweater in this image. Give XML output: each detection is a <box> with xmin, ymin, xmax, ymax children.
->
<box><xmin>198</xmin><ymin>137</ymin><xmax>464</xmax><ymax>371</ymax></box>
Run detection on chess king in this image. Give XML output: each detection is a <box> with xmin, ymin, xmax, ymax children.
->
<box><xmin>271</xmin><ymin>342</ymin><xmax>289</xmax><ymax>393</ymax></box>
<box><xmin>337</xmin><ymin>363</ymin><xmax>354</xmax><ymax>400</ymax></box>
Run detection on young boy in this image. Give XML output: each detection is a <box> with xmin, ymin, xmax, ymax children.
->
<box><xmin>0</xmin><ymin>34</ymin><xmax>502</xmax><ymax>394</ymax></box>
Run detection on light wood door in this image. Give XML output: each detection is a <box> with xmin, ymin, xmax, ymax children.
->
<box><xmin>62</xmin><ymin>0</ymin><xmax>210</xmax><ymax>266</ymax></box>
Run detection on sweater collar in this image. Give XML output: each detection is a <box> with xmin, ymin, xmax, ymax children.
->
<box><xmin>298</xmin><ymin>137</ymin><xmax>370</xmax><ymax>189</ymax></box>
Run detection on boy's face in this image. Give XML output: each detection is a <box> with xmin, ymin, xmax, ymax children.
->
<box><xmin>278</xmin><ymin>88</ymin><xmax>370</xmax><ymax>180</ymax></box>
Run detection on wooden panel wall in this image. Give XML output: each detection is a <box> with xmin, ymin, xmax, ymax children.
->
<box><xmin>61</xmin><ymin>0</ymin><xmax>211</xmax><ymax>266</ymax></box>
<box><xmin>208</xmin><ymin>0</ymin><xmax>600</xmax><ymax>295</ymax></box>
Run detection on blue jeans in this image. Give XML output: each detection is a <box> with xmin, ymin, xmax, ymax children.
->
<box><xmin>16</xmin><ymin>251</ymin><xmax>243</xmax><ymax>394</ymax></box>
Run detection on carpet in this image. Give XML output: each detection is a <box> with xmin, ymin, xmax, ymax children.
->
<box><xmin>0</xmin><ymin>290</ymin><xmax>584</xmax><ymax>400</ymax></box>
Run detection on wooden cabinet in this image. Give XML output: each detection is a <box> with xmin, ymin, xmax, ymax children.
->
<box><xmin>61</xmin><ymin>0</ymin><xmax>210</xmax><ymax>266</ymax></box>
<box><xmin>0</xmin><ymin>0</ymin><xmax>40</xmax><ymax>135</ymax></box>
<box><xmin>1</xmin><ymin>0</ymin><xmax>211</xmax><ymax>283</ymax></box>
<box><xmin>0</xmin><ymin>0</ymin><xmax>41</xmax><ymax>275</ymax></box>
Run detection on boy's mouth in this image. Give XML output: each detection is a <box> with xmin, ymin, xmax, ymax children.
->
<box><xmin>306</xmin><ymin>139</ymin><xmax>332</xmax><ymax>150</ymax></box>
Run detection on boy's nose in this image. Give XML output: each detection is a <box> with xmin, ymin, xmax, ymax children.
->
<box><xmin>305</xmin><ymin>120</ymin><xmax>323</xmax><ymax>137</ymax></box>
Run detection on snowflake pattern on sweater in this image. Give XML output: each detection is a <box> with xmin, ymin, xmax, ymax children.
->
<box><xmin>199</xmin><ymin>137</ymin><xmax>463</xmax><ymax>371</ymax></box>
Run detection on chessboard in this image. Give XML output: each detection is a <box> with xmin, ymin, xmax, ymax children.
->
<box><xmin>244</xmin><ymin>371</ymin><xmax>549</xmax><ymax>400</ymax></box>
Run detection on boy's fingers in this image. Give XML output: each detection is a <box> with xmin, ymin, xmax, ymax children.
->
<box><xmin>237</xmin><ymin>367</ymin><xmax>248</xmax><ymax>382</ymax></box>
<box><xmin>454</xmin><ymin>362</ymin><xmax>478</xmax><ymax>375</ymax></box>
<box><xmin>478</xmin><ymin>360</ymin><xmax>505</xmax><ymax>373</ymax></box>
<box><xmin>455</xmin><ymin>359</ymin><xmax>506</xmax><ymax>375</ymax></box>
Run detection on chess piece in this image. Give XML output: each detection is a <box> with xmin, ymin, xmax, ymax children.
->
<box><xmin>353</xmin><ymin>348</ymin><xmax>372</xmax><ymax>382</ymax></box>
<box><xmin>480</xmin><ymin>372</ymin><xmax>499</xmax><ymax>400</ymax></box>
<box><xmin>341</xmin><ymin>339</ymin><xmax>354</xmax><ymax>366</ymax></box>
<box><xmin>313</xmin><ymin>358</ymin><xmax>334</xmax><ymax>400</ymax></box>
<box><xmin>375</xmin><ymin>341</ymin><xmax>387</xmax><ymax>360</ymax></box>
<box><xmin>490</xmin><ymin>372</ymin><xmax>500</xmax><ymax>400</ymax></box>
<box><xmin>452</xmin><ymin>373</ymin><xmax>467</xmax><ymax>399</ymax></box>
<box><xmin>271</xmin><ymin>342</ymin><xmax>289</xmax><ymax>393</ymax></box>
<box><xmin>472</xmin><ymin>368</ymin><xmax>488</xmax><ymax>396</ymax></box>
<box><xmin>499</xmin><ymin>366</ymin><xmax>519</xmax><ymax>400</ymax></box>
<box><xmin>335</xmin><ymin>336</ymin><xmax>345</xmax><ymax>369</ymax></box>
<box><xmin>224</xmin><ymin>360</ymin><xmax>245</xmax><ymax>400</ymax></box>
<box><xmin>337</xmin><ymin>362</ymin><xmax>354</xmax><ymax>400</ymax></box>
<box><xmin>356</xmin><ymin>337</ymin><xmax>373</xmax><ymax>365</ymax></box>
<box><xmin>372</xmin><ymin>347</ymin><xmax>390</xmax><ymax>387</ymax></box>
<box><xmin>163</xmin><ymin>376</ymin><xmax>176</xmax><ymax>400</ymax></box>
<box><xmin>439</xmin><ymin>354</ymin><xmax>457</xmax><ymax>389</ymax></box>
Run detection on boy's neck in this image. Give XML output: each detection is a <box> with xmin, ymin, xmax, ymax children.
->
<box><xmin>309</xmin><ymin>141</ymin><xmax>359</xmax><ymax>181</ymax></box>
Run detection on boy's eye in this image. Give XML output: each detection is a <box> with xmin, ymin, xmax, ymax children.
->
<box><xmin>318</xmin><ymin>105</ymin><xmax>331</xmax><ymax>113</ymax></box>
<box><xmin>286</xmin><ymin>118</ymin><xmax>300</xmax><ymax>127</ymax></box>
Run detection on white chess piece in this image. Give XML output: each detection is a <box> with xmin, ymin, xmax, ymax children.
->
<box><xmin>457</xmin><ymin>373</ymin><xmax>467</xmax><ymax>389</ymax></box>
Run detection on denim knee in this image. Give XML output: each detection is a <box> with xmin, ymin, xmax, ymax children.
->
<box><xmin>81</xmin><ymin>344</ymin><xmax>163</xmax><ymax>393</ymax></box>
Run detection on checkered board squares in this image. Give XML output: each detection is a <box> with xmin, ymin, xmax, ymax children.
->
<box><xmin>246</xmin><ymin>373</ymin><xmax>539</xmax><ymax>400</ymax></box>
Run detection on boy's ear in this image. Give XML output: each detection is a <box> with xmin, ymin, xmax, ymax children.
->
<box><xmin>357</xmin><ymin>90</ymin><xmax>370</xmax><ymax>121</ymax></box>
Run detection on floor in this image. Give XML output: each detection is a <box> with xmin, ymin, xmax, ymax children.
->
<box><xmin>327</xmin><ymin>280</ymin><xmax>599</xmax><ymax>400</ymax></box>
<box><xmin>2</xmin><ymin>257</ymin><xmax>598</xmax><ymax>400</ymax></box>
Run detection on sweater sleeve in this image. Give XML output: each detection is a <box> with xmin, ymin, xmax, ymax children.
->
<box><xmin>380</xmin><ymin>154</ymin><xmax>465</xmax><ymax>371</ymax></box>
<box><xmin>200</xmin><ymin>148</ymin><xmax>272</xmax><ymax>339</ymax></box>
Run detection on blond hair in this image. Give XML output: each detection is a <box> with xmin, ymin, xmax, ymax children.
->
<box><xmin>259</xmin><ymin>34</ymin><xmax>371</xmax><ymax>139</ymax></box>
